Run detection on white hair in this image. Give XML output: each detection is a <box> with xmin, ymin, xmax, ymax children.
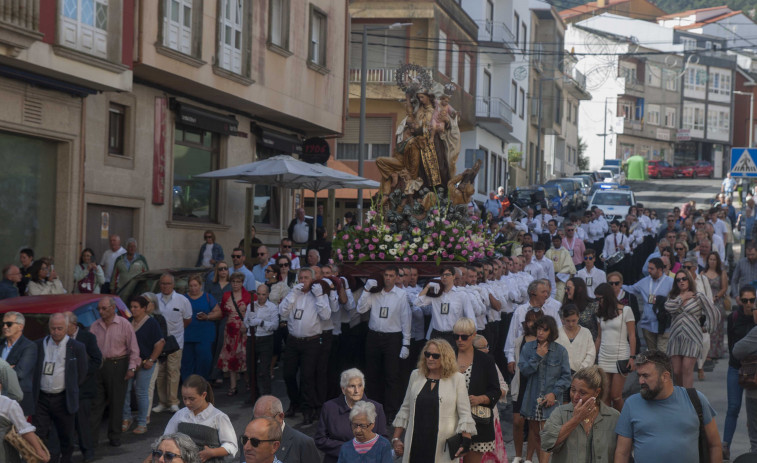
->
<box><xmin>340</xmin><ymin>368</ymin><xmax>365</xmax><ymax>389</ymax></box>
<box><xmin>349</xmin><ymin>401</ymin><xmax>377</xmax><ymax>424</ymax></box>
<box><xmin>3</xmin><ymin>311</ymin><xmax>24</xmax><ymax>326</ymax></box>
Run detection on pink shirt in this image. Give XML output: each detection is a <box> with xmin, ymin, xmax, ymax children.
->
<box><xmin>90</xmin><ymin>315</ymin><xmax>141</xmax><ymax>370</ymax></box>
<box><xmin>562</xmin><ymin>236</ymin><xmax>586</xmax><ymax>266</ymax></box>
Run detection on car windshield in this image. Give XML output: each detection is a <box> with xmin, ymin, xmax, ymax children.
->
<box><xmin>602</xmin><ymin>166</ymin><xmax>620</xmax><ymax>175</ymax></box>
<box><xmin>514</xmin><ymin>190</ymin><xmax>536</xmax><ymax>201</ymax></box>
<box><xmin>549</xmin><ymin>181</ymin><xmax>573</xmax><ymax>192</ymax></box>
<box><xmin>541</xmin><ymin>185</ymin><xmax>559</xmax><ymax>196</ymax></box>
<box><xmin>594</xmin><ymin>193</ymin><xmax>632</xmax><ymax>206</ymax></box>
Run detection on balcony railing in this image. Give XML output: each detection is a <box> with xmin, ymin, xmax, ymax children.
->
<box><xmin>0</xmin><ymin>0</ymin><xmax>39</xmax><ymax>31</ymax></box>
<box><xmin>475</xmin><ymin>20</ymin><xmax>515</xmax><ymax>45</ymax></box>
<box><xmin>475</xmin><ymin>96</ymin><xmax>513</xmax><ymax>126</ymax></box>
<box><xmin>349</xmin><ymin>67</ymin><xmax>433</xmax><ymax>84</ymax></box>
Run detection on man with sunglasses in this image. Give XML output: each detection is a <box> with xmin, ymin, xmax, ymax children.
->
<box><xmin>657</xmin><ymin>214</ymin><xmax>680</xmax><ymax>241</ymax></box>
<box><xmin>243</xmin><ymin>395</ymin><xmax>319</xmax><ymax>463</ymax></box>
<box><xmin>562</xmin><ymin>222</ymin><xmax>586</xmax><ymax>269</ymax></box>
<box><xmin>252</xmin><ymin>246</ymin><xmax>270</xmax><ymax>284</ymax></box>
<box><xmin>576</xmin><ymin>249</ymin><xmax>606</xmax><ymax>298</ymax></box>
<box><xmin>614</xmin><ymin>350</ymin><xmax>721</xmax><ymax>463</ymax></box>
<box><xmin>269</xmin><ymin>238</ymin><xmax>301</xmax><ymax>270</ymax></box>
<box><xmin>731</xmin><ymin>243</ymin><xmax>757</xmax><ymax>300</ymax></box>
<box><xmin>230</xmin><ymin>248</ymin><xmax>257</xmax><ymax>292</ymax></box>
<box><xmin>1</xmin><ymin>311</ymin><xmax>36</xmax><ymax>416</ymax></box>
<box><xmin>241</xmin><ymin>417</ymin><xmax>283</xmax><ymax>463</ymax></box>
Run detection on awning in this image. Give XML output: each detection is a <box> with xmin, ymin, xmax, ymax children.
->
<box><xmin>170</xmin><ymin>99</ymin><xmax>239</xmax><ymax>135</ymax></box>
<box><xmin>258</xmin><ymin>129</ymin><xmax>303</xmax><ymax>155</ymax></box>
<box><xmin>0</xmin><ymin>64</ymin><xmax>97</xmax><ymax>97</ymax></box>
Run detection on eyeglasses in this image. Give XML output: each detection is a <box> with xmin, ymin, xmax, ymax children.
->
<box><xmin>743</xmin><ymin>298</ymin><xmax>757</xmax><ymax>304</ymax></box>
<box><xmin>2</xmin><ymin>321</ymin><xmax>18</xmax><ymax>328</ymax></box>
<box><xmin>152</xmin><ymin>450</ymin><xmax>181</xmax><ymax>462</ymax></box>
<box><xmin>676</xmin><ymin>277</ymin><xmax>688</xmax><ymax>283</ymax></box>
<box><xmin>204</xmin><ymin>235</ymin><xmax>213</xmax><ymax>239</ymax></box>
<box><xmin>608</xmin><ymin>281</ymin><xmax>621</xmax><ymax>286</ymax></box>
<box><xmin>217</xmin><ymin>266</ymin><xmax>228</xmax><ymax>271</ymax></box>
<box><xmin>683</xmin><ymin>265</ymin><xmax>696</xmax><ymax>270</ymax></box>
<box><xmin>281</xmin><ymin>245</ymin><xmax>292</xmax><ymax>249</ymax></box>
<box><xmin>584</xmin><ymin>256</ymin><xmax>594</xmax><ymax>260</ymax></box>
<box><xmin>232</xmin><ymin>255</ymin><xmax>243</xmax><ymax>259</ymax></box>
<box><xmin>454</xmin><ymin>334</ymin><xmax>471</xmax><ymax>341</ymax></box>
<box><xmin>424</xmin><ymin>351</ymin><xmax>441</xmax><ymax>359</ymax></box>
<box><xmin>350</xmin><ymin>422</ymin><xmax>372</xmax><ymax>430</ymax></box>
<box><xmin>675</xmin><ymin>247</ymin><xmax>685</xmax><ymax>251</ymax></box>
<box><xmin>239</xmin><ymin>435</ymin><xmax>277</xmax><ymax>448</ymax></box>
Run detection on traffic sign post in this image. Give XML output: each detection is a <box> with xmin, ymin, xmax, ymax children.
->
<box><xmin>730</xmin><ymin>148</ymin><xmax>757</xmax><ymax>177</ymax></box>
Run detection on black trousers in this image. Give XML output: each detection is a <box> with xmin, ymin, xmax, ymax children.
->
<box><xmin>75</xmin><ymin>397</ymin><xmax>94</xmax><ymax>458</ymax></box>
<box><xmin>282</xmin><ymin>336</ymin><xmax>320</xmax><ymax>412</ymax></box>
<box><xmin>91</xmin><ymin>357</ymin><xmax>129</xmax><ymax>444</ymax></box>
<box><xmin>338</xmin><ymin>322</ymin><xmax>367</xmax><ymax>373</ymax></box>
<box><xmin>255</xmin><ymin>336</ymin><xmax>274</xmax><ymax>396</ymax></box>
<box><xmin>401</xmin><ymin>338</ymin><xmax>425</xmax><ymax>390</ymax></box>
<box><xmin>484</xmin><ymin>321</ymin><xmax>499</xmax><ymax>351</ymax></box>
<box><xmin>326</xmin><ymin>333</ymin><xmax>342</xmax><ymax>400</ymax></box>
<box><xmin>34</xmin><ymin>391</ymin><xmax>75</xmax><ymax>463</ymax></box>
<box><xmin>495</xmin><ymin>315</ymin><xmax>510</xmax><ymax>377</ymax></box>
<box><xmin>365</xmin><ymin>331</ymin><xmax>402</xmax><ymax>418</ymax></box>
<box><xmin>315</xmin><ymin>330</ymin><xmax>333</xmax><ymax>406</ymax></box>
<box><xmin>429</xmin><ymin>329</ymin><xmax>455</xmax><ymax>347</ymax></box>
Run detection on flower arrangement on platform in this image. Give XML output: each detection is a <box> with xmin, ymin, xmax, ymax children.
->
<box><xmin>333</xmin><ymin>195</ymin><xmax>495</xmax><ymax>265</ymax></box>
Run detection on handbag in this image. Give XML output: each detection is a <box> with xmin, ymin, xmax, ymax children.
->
<box><xmin>614</xmin><ymin>308</ymin><xmax>631</xmax><ymax>376</ymax></box>
<box><xmin>471</xmin><ymin>404</ymin><xmax>493</xmax><ymax>425</ymax></box>
<box><xmin>154</xmin><ymin>313</ymin><xmax>180</xmax><ymax>357</ymax></box>
<box><xmin>4</xmin><ymin>425</ymin><xmax>50</xmax><ymax>463</ymax></box>
<box><xmin>738</xmin><ymin>355</ymin><xmax>757</xmax><ymax>390</ymax></box>
<box><xmin>686</xmin><ymin>388</ymin><xmax>711</xmax><ymax>463</ymax></box>
<box><xmin>177</xmin><ymin>422</ymin><xmax>229</xmax><ymax>463</ymax></box>
<box><xmin>444</xmin><ymin>433</ymin><xmax>471</xmax><ymax>460</ymax></box>
<box><xmin>77</xmin><ymin>267</ymin><xmax>96</xmax><ymax>294</ymax></box>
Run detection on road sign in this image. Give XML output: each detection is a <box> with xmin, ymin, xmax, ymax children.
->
<box><xmin>730</xmin><ymin>148</ymin><xmax>757</xmax><ymax>177</ymax></box>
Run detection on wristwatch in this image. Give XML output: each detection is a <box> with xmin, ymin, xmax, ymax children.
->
<box><xmin>129</xmin><ymin>368</ymin><xmax>136</xmax><ymax>372</ymax></box>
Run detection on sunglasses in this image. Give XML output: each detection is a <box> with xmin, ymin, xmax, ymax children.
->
<box><xmin>683</xmin><ymin>266</ymin><xmax>696</xmax><ymax>270</ymax></box>
<box><xmin>2</xmin><ymin>321</ymin><xmax>17</xmax><ymax>328</ymax></box>
<box><xmin>281</xmin><ymin>245</ymin><xmax>292</xmax><ymax>248</ymax></box>
<box><xmin>217</xmin><ymin>266</ymin><xmax>228</xmax><ymax>271</ymax></box>
<box><xmin>608</xmin><ymin>281</ymin><xmax>621</xmax><ymax>286</ymax></box>
<box><xmin>257</xmin><ymin>253</ymin><xmax>267</xmax><ymax>256</ymax></box>
<box><xmin>454</xmin><ymin>334</ymin><xmax>471</xmax><ymax>341</ymax></box>
<box><xmin>152</xmin><ymin>450</ymin><xmax>181</xmax><ymax>462</ymax></box>
<box><xmin>742</xmin><ymin>298</ymin><xmax>757</xmax><ymax>304</ymax></box>
<box><xmin>584</xmin><ymin>256</ymin><xmax>594</xmax><ymax>260</ymax></box>
<box><xmin>204</xmin><ymin>235</ymin><xmax>213</xmax><ymax>239</ymax></box>
<box><xmin>278</xmin><ymin>263</ymin><xmax>290</xmax><ymax>267</ymax></box>
<box><xmin>675</xmin><ymin>247</ymin><xmax>685</xmax><ymax>251</ymax></box>
<box><xmin>232</xmin><ymin>255</ymin><xmax>243</xmax><ymax>259</ymax></box>
<box><xmin>239</xmin><ymin>435</ymin><xmax>277</xmax><ymax>448</ymax></box>
<box><xmin>676</xmin><ymin>277</ymin><xmax>688</xmax><ymax>283</ymax></box>
<box><xmin>424</xmin><ymin>351</ymin><xmax>441</xmax><ymax>359</ymax></box>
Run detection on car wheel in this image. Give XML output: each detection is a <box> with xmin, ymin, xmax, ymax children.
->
<box><xmin>656</xmin><ymin>171</ymin><xmax>661</xmax><ymax>179</ymax></box>
<box><xmin>692</xmin><ymin>171</ymin><xmax>697</xmax><ymax>179</ymax></box>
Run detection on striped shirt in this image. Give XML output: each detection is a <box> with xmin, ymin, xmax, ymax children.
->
<box><xmin>353</xmin><ymin>434</ymin><xmax>380</xmax><ymax>454</ymax></box>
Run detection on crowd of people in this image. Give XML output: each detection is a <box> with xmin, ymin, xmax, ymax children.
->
<box><xmin>3</xmin><ymin>189</ymin><xmax>757</xmax><ymax>462</ymax></box>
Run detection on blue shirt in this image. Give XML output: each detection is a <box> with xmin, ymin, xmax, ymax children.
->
<box><xmin>252</xmin><ymin>264</ymin><xmax>266</xmax><ymax>285</ymax></box>
<box><xmin>616</xmin><ymin>387</ymin><xmax>715</xmax><ymax>463</ymax></box>
<box><xmin>184</xmin><ymin>293</ymin><xmax>218</xmax><ymax>343</ymax></box>
<box><xmin>641</xmin><ymin>251</ymin><xmax>660</xmax><ymax>276</ymax></box>
<box><xmin>623</xmin><ymin>274</ymin><xmax>674</xmax><ymax>333</ymax></box>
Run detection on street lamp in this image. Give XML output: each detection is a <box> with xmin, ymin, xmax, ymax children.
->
<box><xmin>357</xmin><ymin>22</ymin><xmax>412</xmax><ymax>223</ymax></box>
<box><xmin>734</xmin><ymin>90</ymin><xmax>754</xmax><ymax>147</ymax></box>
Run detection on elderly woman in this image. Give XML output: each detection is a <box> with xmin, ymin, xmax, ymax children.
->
<box><xmin>392</xmin><ymin>339</ymin><xmax>476</xmax><ymax>463</ymax></box>
<box><xmin>337</xmin><ymin>401</ymin><xmax>393</xmax><ymax>463</ymax></box>
<box><xmin>453</xmin><ymin>318</ymin><xmax>501</xmax><ymax>463</ymax></box>
<box><xmin>540</xmin><ymin>366</ymin><xmax>620</xmax><ymax>463</ymax></box>
<box><xmin>315</xmin><ymin>369</ymin><xmax>388</xmax><ymax>463</ymax></box>
<box><xmin>150</xmin><ymin>432</ymin><xmax>200</xmax><ymax>463</ymax></box>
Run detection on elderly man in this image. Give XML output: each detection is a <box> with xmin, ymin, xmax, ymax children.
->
<box><xmin>241</xmin><ymin>417</ymin><xmax>283</xmax><ymax>463</ymax></box>
<box><xmin>111</xmin><ymin>238</ymin><xmax>149</xmax><ymax>293</ymax></box>
<box><xmin>1</xmin><ymin>311</ymin><xmax>37</xmax><ymax>415</ymax></box>
<box><xmin>65</xmin><ymin>312</ymin><xmax>102</xmax><ymax>462</ymax></box>
<box><xmin>99</xmin><ymin>235</ymin><xmax>126</xmax><ymax>294</ymax></box>
<box><xmin>484</xmin><ymin>191</ymin><xmax>502</xmax><ymax>219</ymax></box>
<box><xmin>279</xmin><ymin>268</ymin><xmax>331</xmax><ymax>424</ymax></box>
<box><xmin>243</xmin><ymin>395</ymin><xmax>319</xmax><ymax>463</ymax></box>
<box><xmin>252</xmin><ymin>246</ymin><xmax>269</xmax><ymax>283</ymax></box>
<box><xmin>0</xmin><ymin>264</ymin><xmax>21</xmax><ymax>300</ymax></box>
<box><xmin>32</xmin><ymin>313</ymin><xmax>88</xmax><ymax>463</ymax></box>
<box><xmin>89</xmin><ymin>297</ymin><xmax>140</xmax><ymax>447</ymax></box>
<box><xmin>288</xmin><ymin>208</ymin><xmax>313</xmax><ymax>245</ymax></box>
<box><xmin>306</xmin><ymin>249</ymin><xmax>320</xmax><ymax>268</ymax></box>
<box><xmin>153</xmin><ymin>273</ymin><xmax>192</xmax><ymax>414</ymax></box>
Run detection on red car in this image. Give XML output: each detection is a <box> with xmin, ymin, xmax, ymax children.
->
<box><xmin>675</xmin><ymin>160</ymin><xmax>714</xmax><ymax>178</ymax></box>
<box><xmin>0</xmin><ymin>294</ymin><xmax>131</xmax><ymax>340</ymax></box>
<box><xmin>647</xmin><ymin>160</ymin><xmax>676</xmax><ymax>178</ymax></box>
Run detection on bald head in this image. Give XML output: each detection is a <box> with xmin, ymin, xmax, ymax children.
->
<box><xmin>253</xmin><ymin>395</ymin><xmax>284</xmax><ymax>425</ymax></box>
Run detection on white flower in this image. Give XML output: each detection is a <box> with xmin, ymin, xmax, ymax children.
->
<box><xmin>379</xmin><ymin>244</ymin><xmax>387</xmax><ymax>251</ymax></box>
<box><xmin>383</xmin><ymin>235</ymin><xmax>393</xmax><ymax>242</ymax></box>
<box><xmin>389</xmin><ymin>249</ymin><xmax>397</xmax><ymax>256</ymax></box>
<box><xmin>413</xmin><ymin>237</ymin><xmax>421</xmax><ymax>243</ymax></box>
<box><xmin>410</xmin><ymin>243</ymin><xmax>418</xmax><ymax>249</ymax></box>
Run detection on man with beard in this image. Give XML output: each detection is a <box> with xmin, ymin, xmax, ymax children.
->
<box><xmin>614</xmin><ymin>350</ymin><xmax>722</xmax><ymax>462</ymax></box>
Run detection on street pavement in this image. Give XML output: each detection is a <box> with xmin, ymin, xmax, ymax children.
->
<box><xmin>87</xmin><ymin>177</ymin><xmax>749</xmax><ymax>462</ymax></box>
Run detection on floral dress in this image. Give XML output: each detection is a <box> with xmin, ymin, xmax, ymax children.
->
<box><xmin>217</xmin><ymin>290</ymin><xmax>250</xmax><ymax>372</ymax></box>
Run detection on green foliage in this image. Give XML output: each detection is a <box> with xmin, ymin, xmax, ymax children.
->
<box><xmin>508</xmin><ymin>147</ymin><xmax>523</xmax><ymax>164</ymax></box>
<box><xmin>577</xmin><ymin>136</ymin><xmax>590</xmax><ymax>171</ymax></box>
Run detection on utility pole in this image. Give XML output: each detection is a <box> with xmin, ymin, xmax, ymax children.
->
<box><xmin>536</xmin><ymin>78</ymin><xmax>543</xmax><ymax>185</ymax></box>
<box><xmin>596</xmin><ymin>97</ymin><xmax>613</xmax><ymax>164</ymax></box>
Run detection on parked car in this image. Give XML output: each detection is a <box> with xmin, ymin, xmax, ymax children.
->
<box><xmin>587</xmin><ymin>189</ymin><xmax>637</xmax><ymax>222</ymax></box>
<box><xmin>601</xmin><ymin>165</ymin><xmax>625</xmax><ymax>184</ymax></box>
<box><xmin>0</xmin><ymin>294</ymin><xmax>131</xmax><ymax>340</ymax></box>
<box><xmin>575</xmin><ymin>171</ymin><xmax>603</xmax><ymax>183</ymax></box>
<box><xmin>539</xmin><ymin>183</ymin><xmax>569</xmax><ymax>215</ymax></box>
<box><xmin>510</xmin><ymin>187</ymin><xmax>548</xmax><ymax>212</ymax></box>
<box><xmin>116</xmin><ymin>267</ymin><xmax>215</xmax><ymax>302</ymax></box>
<box><xmin>676</xmin><ymin>160</ymin><xmax>714</xmax><ymax>178</ymax></box>
<box><xmin>647</xmin><ymin>160</ymin><xmax>676</xmax><ymax>179</ymax></box>
<box><xmin>569</xmin><ymin>175</ymin><xmax>594</xmax><ymax>197</ymax></box>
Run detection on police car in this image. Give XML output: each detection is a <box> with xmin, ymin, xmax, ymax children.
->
<box><xmin>587</xmin><ymin>186</ymin><xmax>636</xmax><ymax>222</ymax></box>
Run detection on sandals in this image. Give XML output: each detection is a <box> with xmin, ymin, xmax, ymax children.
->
<box><xmin>133</xmin><ymin>425</ymin><xmax>148</xmax><ymax>435</ymax></box>
<box><xmin>227</xmin><ymin>387</ymin><xmax>238</xmax><ymax>396</ymax></box>
<box><xmin>121</xmin><ymin>419</ymin><xmax>132</xmax><ymax>432</ymax></box>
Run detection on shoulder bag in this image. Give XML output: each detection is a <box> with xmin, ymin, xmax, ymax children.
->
<box><xmin>615</xmin><ymin>308</ymin><xmax>632</xmax><ymax>376</ymax></box>
<box><xmin>686</xmin><ymin>388</ymin><xmax>711</xmax><ymax>463</ymax></box>
<box><xmin>652</xmin><ymin>295</ymin><xmax>671</xmax><ymax>334</ymax></box>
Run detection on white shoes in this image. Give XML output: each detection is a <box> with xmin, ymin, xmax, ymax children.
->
<box><xmin>151</xmin><ymin>404</ymin><xmax>168</xmax><ymax>413</ymax></box>
<box><xmin>169</xmin><ymin>404</ymin><xmax>180</xmax><ymax>412</ymax></box>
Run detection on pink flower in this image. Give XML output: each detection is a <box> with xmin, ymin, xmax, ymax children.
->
<box><xmin>370</xmin><ymin>253</ymin><xmax>376</xmax><ymax>259</ymax></box>
<box><xmin>348</xmin><ymin>253</ymin><xmax>355</xmax><ymax>260</ymax></box>
<box><xmin>431</xmin><ymin>233</ymin><xmax>439</xmax><ymax>239</ymax></box>
<box><xmin>378</xmin><ymin>252</ymin><xmax>386</xmax><ymax>259</ymax></box>
<box><xmin>363</xmin><ymin>238</ymin><xmax>369</xmax><ymax>244</ymax></box>
<box><xmin>452</xmin><ymin>228</ymin><xmax>459</xmax><ymax>234</ymax></box>
<box><xmin>449</xmin><ymin>236</ymin><xmax>455</xmax><ymax>242</ymax></box>
<box><xmin>440</xmin><ymin>231</ymin><xmax>446</xmax><ymax>236</ymax></box>
<box><xmin>358</xmin><ymin>253</ymin><xmax>366</xmax><ymax>258</ymax></box>
<box><xmin>355</xmin><ymin>226</ymin><xmax>362</xmax><ymax>231</ymax></box>
<box><xmin>440</xmin><ymin>241</ymin><xmax>446</xmax><ymax>247</ymax></box>
<box><xmin>487</xmin><ymin>251</ymin><xmax>494</xmax><ymax>257</ymax></box>
<box><xmin>455</xmin><ymin>244</ymin><xmax>462</xmax><ymax>250</ymax></box>
<box><xmin>342</xmin><ymin>234</ymin><xmax>349</xmax><ymax>240</ymax></box>
<box><xmin>372</xmin><ymin>237</ymin><xmax>380</xmax><ymax>243</ymax></box>
<box><xmin>462</xmin><ymin>250</ymin><xmax>468</xmax><ymax>256</ymax></box>
<box><xmin>412</xmin><ymin>255</ymin><xmax>419</xmax><ymax>261</ymax></box>
<box><xmin>421</xmin><ymin>255</ymin><xmax>427</xmax><ymax>261</ymax></box>
<box><xmin>443</xmin><ymin>220</ymin><xmax>451</xmax><ymax>225</ymax></box>
<box><xmin>368</xmin><ymin>244</ymin><xmax>375</xmax><ymax>251</ymax></box>
<box><xmin>370</xmin><ymin>225</ymin><xmax>378</xmax><ymax>232</ymax></box>
<box><xmin>355</xmin><ymin>244</ymin><xmax>361</xmax><ymax>250</ymax></box>
<box><xmin>403</xmin><ymin>257</ymin><xmax>410</xmax><ymax>262</ymax></box>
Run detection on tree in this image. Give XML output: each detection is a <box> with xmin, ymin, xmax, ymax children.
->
<box><xmin>577</xmin><ymin>136</ymin><xmax>589</xmax><ymax>170</ymax></box>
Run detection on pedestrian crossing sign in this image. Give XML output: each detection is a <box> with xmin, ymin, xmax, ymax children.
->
<box><xmin>730</xmin><ymin>148</ymin><xmax>757</xmax><ymax>177</ymax></box>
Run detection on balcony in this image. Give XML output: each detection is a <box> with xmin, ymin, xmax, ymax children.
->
<box><xmin>475</xmin><ymin>20</ymin><xmax>515</xmax><ymax>59</ymax></box>
<box><xmin>475</xmin><ymin>96</ymin><xmax>513</xmax><ymax>137</ymax></box>
<box><xmin>348</xmin><ymin>66</ymin><xmax>434</xmax><ymax>84</ymax></box>
<box><xmin>621</xmin><ymin>74</ymin><xmax>645</xmax><ymax>96</ymax></box>
<box><xmin>0</xmin><ymin>0</ymin><xmax>43</xmax><ymax>51</ymax></box>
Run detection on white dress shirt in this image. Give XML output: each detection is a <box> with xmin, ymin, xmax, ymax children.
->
<box><xmin>158</xmin><ymin>291</ymin><xmax>193</xmax><ymax>349</ymax></box>
<box><xmin>100</xmin><ymin>247</ymin><xmax>126</xmax><ymax>282</ymax></box>
<box><xmin>245</xmin><ymin>300</ymin><xmax>280</xmax><ymax>337</ymax></box>
<box><xmin>576</xmin><ymin>266</ymin><xmax>607</xmax><ymax>298</ymax></box>
<box><xmin>40</xmin><ymin>335</ymin><xmax>68</xmax><ymax>394</ymax></box>
<box><xmin>164</xmin><ymin>404</ymin><xmax>238</xmax><ymax>457</ymax></box>
<box><xmin>603</xmin><ymin>232</ymin><xmax>629</xmax><ymax>257</ymax></box>
<box><xmin>279</xmin><ymin>288</ymin><xmax>331</xmax><ymax>338</ymax></box>
<box><xmin>357</xmin><ymin>286</ymin><xmax>411</xmax><ymax>346</ymax></box>
<box><xmin>416</xmin><ymin>286</ymin><xmax>476</xmax><ymax>332</ymax></box>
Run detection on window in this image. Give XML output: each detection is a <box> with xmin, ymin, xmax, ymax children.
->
<box><xmin>522</xmin><ymin>24</ymin><xmax>527</xmax><ymax>52</ymax></box>
<box><xmin>682</xmin><ymin>37</ymin><xmax>697</xmax><ymax>51</ymax></box>
<box><xmin>682</xmin><ymin>104</ymin><xmax>705</xmax><ymax>131</ymax></box>
<box><xmin>646</xmin><ymin>65</ymin><xmax>661</xmax><ymax>87</ymax></box>
<box><xmin>336</xmin><ymin>117</ymin><xmax>393</xmax><ymax>160</ymax></box>
<box><xmin>108</xmin><ymin>103</ymin><xmax>125</xmax><ymax>155</ymax></box>
<box><xmin>308</xmin><ymin>6</ymin><xmax>327</xmax><ymax>68</ymax></box>
<box><xmin>163</xmin><ymin>0</ymin><xmax>193</xmax><ymax>55</ymax></box>
<box><xmin>269</xmin><ymin>0</ymin><xmax>290</xmax><ymax>50</ymax></box>
<box><xmin>574</xmin><ymin>104</ymin><xmax>578</xmax><ymax>123</ymax></box>
<box><xmin>218</xmin><ymin>0</ymin><xmax>243</xmax><ymax>74</ymax></box>
<box><xmin>60</xmin><ymin>0</ymin><xmax>109</xmax><ymax>58</ymax></box>
<box><xmin>451</xmin><ymin>43</ymin><xmax>459</xmax><ymax>83</ymax></box>
<box><xmin>514</xmin><ymin>12</ymin><xmax>520</xmax><ymax>46</ymax></box>
<box><xmin>619</xmin><ymin>63</ymin><xmax>636</xmax><ymax>84</ymax></box>
<box><xmin>172</xmin><ymin>126</ymin><xmax>219</xmax><ymax>222</ymax></box>
<box><xmin>646</xmin><ymin>104</ymin><xmax>660</xmax><ymax>125</ymax></box>
<box><xmin>511</xmin><ymin>80</ymin><xmax>518</xmax><ymax>109</ymax></box>
<box><xmin>684</xmin><ymin>65</ymin><xmax>707</xmax><ymax>93</ymax></box>
<box><xmin>349</xmin><ymin>26</ymin><xmax>405</xmax><ymax>70</ymax></box>
<box><xmin>566</xmin><ymin>102</ymin><xmax>572</xmax><ymax>122</ymax></box>
<box><xmin>620</xmin><ymin>101</ymin><xmax>634</xmax><ymax>120</ymax></box>
<box><xmin>438</xmin><ymin>31</ymin><xmax>447</xmax><ymax>74</ymax></box>
<box><xmin>709</xmin><ymin>69</ymin><xmax>731</xmax><ymax>95</ymax></box>
<box><xmin>665</xmin><ymin>107</ymin><xmax>676</xmax><ymax>128</ymax></box>
<box><xmin>664</xmin><ymin>69</ymin><xmax>677</xmax><ymax>91</ymax></box>
<box><xmin>707</xmin><ymin>106</ymin><xmax>730</xmax><ymax>138</ymax></box>
<box><xmin>464</xmin><ymin>54</ymin><xmax>471</xmax><ymax>93</ymax></box>
<box><xmin>520</xmin><ymin>88</ymin><xmax>525</xmax><ymax>118</ymax></box>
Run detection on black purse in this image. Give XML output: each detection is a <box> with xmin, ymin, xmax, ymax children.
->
<box><xmin>444</xmin><ymin>433</ymin><xmax>471</xmax><ymax>460</ymax></box>
<box><xmin>653</xmin><ymin>295</ymin><xmax>671</xmax><ymax>334</ymax></box>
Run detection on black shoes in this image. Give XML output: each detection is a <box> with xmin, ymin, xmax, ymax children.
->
<box><xmin>108</xmin><ymin>439</ymin><xmax>121</xmax><ymax>447</ymax></box>
<box><xmin>285</xmin><ymin>406</ymin><xmax>298</xmax><ymax>418</ymax></box>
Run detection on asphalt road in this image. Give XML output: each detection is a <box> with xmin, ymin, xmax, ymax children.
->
<box><xmin>88</xmin><ymin>177</ymin><xmax>748</xmax><ymax>462</ymax></box>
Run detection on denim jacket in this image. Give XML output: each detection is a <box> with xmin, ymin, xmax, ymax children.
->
<box><xmin>518</xmin><ymin>340</ymin><xmax>571</xmax><ymax>419</ymax></box>
<box><xmin>196</xmin><ymin>243</ymin><xmax>225</xmax><ymax>267</ymax></box>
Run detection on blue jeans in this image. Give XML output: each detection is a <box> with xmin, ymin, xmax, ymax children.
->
<box><xmin>123</xmin><ymin>362</ymin><xmax>155</xmax><ymax>426</ymax></box>
<box><xmin>181</xmin><ymin>341</ymin><xmax>214</xmax><ymax>380</ymax></box>
<box><xmin>725</xmin><ymin>366</ymin><xmax>745</xmax><ymax>445</ymax></box>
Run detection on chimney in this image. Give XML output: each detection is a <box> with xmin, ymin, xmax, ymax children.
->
<box><xmin>597</xmin><ymin>0</ymin><xmax>607</xmax><ymax>8</ymax></box>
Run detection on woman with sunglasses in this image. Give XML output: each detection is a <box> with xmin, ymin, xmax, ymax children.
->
<box><xmin>563</xmin><ymin>277</ymin><xmax>598</xmax><ymax>340</ymax></box>
<box><xmin>453</xmin><ymin>318</ymin><xmax>501</xmax><ymax>463</ymax></box>
<box><xmin>276</xmin><ymin>255</ymin><xmax>296</xmax><ymax>288</ymax></box>
<box><xmin>196</xmin><ymin>230</ymin><xmax>224</xmax><ymax>268</ymax></box>
<box><xmin>392</xmin><ymin>339</ymin><xmax>475</xmax><ymax>463</ymax></box>
<box><xmin>217</xmin><ymin>273</ymin><xmax>251</xmax><ymax>396</ymax></box>
<box><xmin>665</xmin><ymin>270</ymin><xmax>720</xmax><ymax>388</ymax></box>
<box><xmin>519</xmin><ymin>315</ymin><xmax>571</xmax><ymax>463</ymax></box>
<box><xmin>723</xmin><ymin>285</ymin><xmax>757</xmax><ymax>460</ymax></box>
<box><xmin>150</xmin><ymin>432</ymin><xmax>199</xmax><ymax>463</ymax></box>
<box><xmin>673</xmin><ymin>241</ymin><xmax>688</xmax><ymax>269</ymax></box>
<box><xmin>540</xmin><ymin>365</ymin><xmax>619</xmax><ymax>463</ymax></box>
<box><xmin>161</xmin><ymin>376</ymin><xmax>236</xmax><ymax>463</ymax></box>
<box><xmin>594</xmin><ymin>283</ymin><xmax>636</xmax><ymax>411</ymax></box>
<box><xmin>703</xmin><ymin>251</ymin><xmax>729</xmax><ymax>364</ymax></box>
